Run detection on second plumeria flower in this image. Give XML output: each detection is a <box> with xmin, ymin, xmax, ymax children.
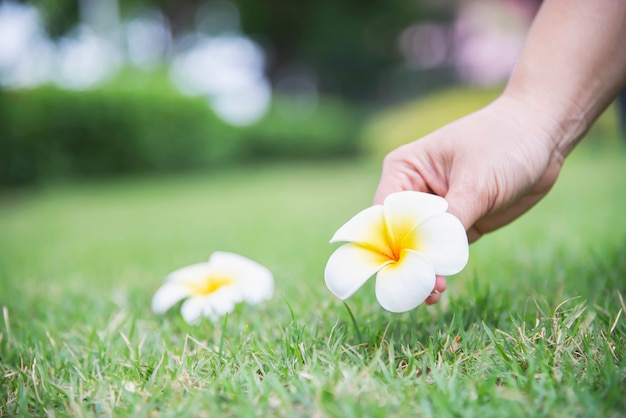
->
<box><xmin>325</xmin><ymin>191</ymin><xmax>469</xmax><ymax>312</ymax></box>
<box><xmin>152</xmin><ymin>251</ymin><xmax>274</xmax><ymax>324</ymax></box>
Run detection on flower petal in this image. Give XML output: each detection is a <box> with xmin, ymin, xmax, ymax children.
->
<box><xmin>207</xmin><ymin>251</ymin><xmax>274</xmax><ymax>304</ymax></box>
<box><xmin>414</xmin><ymin>213</ymin><xmax>469</xmax><ymax>275</ymax></box>
<box><xmin>180</xmin><ymin>287</ymin><xmax>241</xmax><ymax>324</ymax></box>
<box><xmin>329</xmin><ymin>205</ymin><xmax>390</xmax><ymax>254</ymax></box>
<box><xmin>325</xmin><ymin>243</ymin><xmax>392</xmax><ymax>300</ymax></box>
<box><xmin>166</xmin><ymin>262</ymin><xmax>213</xmax><ymax>283</ymax></box>
<box><xmin>375</xmin><ymin>249</ymin><xmax>436</xmax><ymax>312</ymax></box>
<box><xmin>203</xmin><ymin>287</ymin><xmax>240</xmax><ymax>320</ymax></box>
<box><xmin>180</xmin><ymin>297</ymin><xmax>206</xmax><ymax>324</ymax></box>
<box><xmin>383</xmin><ymin>191</ymin><xmax>448</xmax><ymax>249</ymax></box>
<box><xmin>151</xmin><ymin>282</ymin><xmax>192</xmax><ymax>314</ymax></box>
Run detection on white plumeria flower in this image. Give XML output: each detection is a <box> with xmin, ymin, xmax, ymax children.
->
<box><xmin>152</xmin><ymin>251</ymin><xmax>274</xmax><ymax>324</ymax></box>
<box><xmin>324</xmin><ymin>191</ymin><xmax>469</xmax><ymax>313</ymax></box>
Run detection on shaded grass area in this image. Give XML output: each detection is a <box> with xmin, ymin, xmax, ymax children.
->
<box><xmin>1</xmin><ymin>149</ymin><xmax>625</xmax><ymax>417</ymax></box>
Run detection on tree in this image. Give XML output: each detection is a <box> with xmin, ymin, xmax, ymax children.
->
<box><xmin>233</xmin><ymin>0</ymin><xmax>451</xmax><ymax>100</ymax></box>
<box><xmin>27</xmin><ymin>0</ymin><xmax>455</xmax><ymax>100</ymax></box>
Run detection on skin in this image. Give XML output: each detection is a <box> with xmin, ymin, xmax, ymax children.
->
<box><xmin>373</xmin><ymin>0</ymin><xmax>626</xmax><ymax>305</ymax></box>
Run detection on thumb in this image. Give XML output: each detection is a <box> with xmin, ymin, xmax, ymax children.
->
<box><xmin>444</xmin><ymin>184</ymin><xmax>486</xmax><ymax>243</ymax></box>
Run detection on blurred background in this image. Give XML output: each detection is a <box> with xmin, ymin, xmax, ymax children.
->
<box><xmin>0</xmin><ymin>0</ymin><xmax>622</xmax><ymax>187</ymax></box>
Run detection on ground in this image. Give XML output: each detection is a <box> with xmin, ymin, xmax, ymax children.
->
<box><xmin>1</xmin><ymin>147</ymin><xmax>625</xmax><ymax>417</ymax></box>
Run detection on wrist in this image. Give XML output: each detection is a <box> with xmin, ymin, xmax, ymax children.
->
<box><xmin>495</xmin><ymin>87</ymin><xmax>589</xmax><ymax>159</ymax></box>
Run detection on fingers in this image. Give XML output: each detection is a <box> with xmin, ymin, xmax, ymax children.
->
<box><xmin>434</xmin><ymin>275</ymin><xmax>447</xmax><ymax>293</ymax></box>
<box><xmin>373</xmin><ymin>182</ymin><xmax>396</xmax><ymax>206</ymax></box>
<box><xmin>424</xmin><ymin>275</ymin><xmax>447</xmax><ymax>305</ymax></box>
<box><xmin>424</xmin><ymin>292</ymin><xmax>442</xmax><ymax>305</ymax></box>
<box><xmin>373</xmin><ymin>159</ymin><xmax>407</xmax><ymax>205</ymax></box>
<box><xmin>373</xmin><ymin>146</ymin><xmax>432</xmax><ymax>205</ymax></box>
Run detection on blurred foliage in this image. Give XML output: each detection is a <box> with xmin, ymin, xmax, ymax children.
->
<box><xmin>232</xmin><ymin>0</ymin><xmax>449</xmax><ymax>100</ymax></box>
<box><xmin>30</xmin><ymin>0</ymin><xmax>79</xmax><ymax>38</ymax></box>
<box><xmin>243</xmin><ymin>96</ymin><xmax>361</xmax><ymax>160</ymax></box>
<box><xmin>586</xmin><ymin>103</ymin><xmax>621</xmax><ymax>143</ymax></box>
<box><xmin>0</xmin><ymin>85</ymin><xmax>362</xmax><ymax>187</ymax></box>
<box><xmin>28</xmin><ymin>0</ymin><xmax>453</xmax><ymax>100</ymax></box>
<box><xmin>0</xmin><ymin>86</ymin><xmax>235</xmax><ymax>186</ymax></box>
<box><xmin>362</xmin><ymin>87</ymin><xmax>501</xmax><ymax>156</ymax></box>
<box><xmin>361</xmin><ymin>87</ymin><xmax>622</xmax><ymax>157</ymax></box>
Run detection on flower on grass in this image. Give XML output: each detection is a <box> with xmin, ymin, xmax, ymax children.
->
<box><xmin>152</xmin><ymin>251</ymin><xmax>273</xmax><ymax>324</ymax></box>
<box><xmin>324</xmin><ymin>191</ymin><xmax>469</xmax><ymax>312</ymax></box>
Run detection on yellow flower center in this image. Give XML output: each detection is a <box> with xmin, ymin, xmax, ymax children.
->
<box><xmin>386</xmin><ymin>238</ymin><xmax>401</xmax><ymax>262</ymax></box>
<box><xmin>185</xmin><ymin>275</ymin><xmax>234</xmax><ymax>296</ymax></box>
<box><xmin>383</xmin><ymin>221</ymin><xmax>420</xmax><ymax>263</ymax></box>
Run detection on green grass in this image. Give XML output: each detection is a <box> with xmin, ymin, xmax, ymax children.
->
<box><xmin>1</xmin><ymin>149</ymin><xmax>625</xmax><ymax>417</ymax></box>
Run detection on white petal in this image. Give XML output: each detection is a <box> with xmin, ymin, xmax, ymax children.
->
<box><xmin>208</xmin><ymin>251</ymin><xmax>274</xmax><ymax>304</ymax></box>
<box><xmin>180</xmin><ymin>297</ymin><xmax>206</xmax><ymax>324</ymax></box>
<box><xmin>203</xmin><ymin>287</ymin><xmax>240</xmax><ymax>320</ymax></box>
<box><xmin>166</xmin><ymin>262</ymin><xmax>213</xmax><ymax>283</ymax></box>
<box><xmin>151</xmin><ymin>283</ymin><xmax>192</xmax><ymax>314</ymax></box>
<box><xmin>324</xmin><ymin>243</ymin><xmax>392</xmax><ymax>300</ymax></box>
<box><xmin>415</xmin><ymin>213</ymin><xmax>469</xmax><ymax>275</ymax></box>
<box><xmin>383</xmin><ymin>191</ymin><xmax>448</xmax><ymax>248</ymax></box>
<box><xmin>375</xmin><ymin>250</ymin><xmax>436</xmax><ymax>313</ymax></box>
<box><xmin>330</xmin><ymin>205</ymin><xmax>390</xmax><ymax>253</ymax></box>
<box><xmin>180</xmin><ymin>287</ymin><xmax>241</xmax><ymax>324</ymax></box>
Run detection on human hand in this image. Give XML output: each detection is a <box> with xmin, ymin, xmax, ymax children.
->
<box><xmin>373</xmin><ymin>0</ymin><xmax>626</xmax><ymax>305</ymax></box>
<box><xmin>373</xmin><ymin>95</ymin><xmax>566</xmax><ymax>304</ymax></box>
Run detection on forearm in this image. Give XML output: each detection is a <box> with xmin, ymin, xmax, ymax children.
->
<box><xmin>502</xmin><ymin>0</ymin><xmax>626</xmax><ymax>157</ymax></box>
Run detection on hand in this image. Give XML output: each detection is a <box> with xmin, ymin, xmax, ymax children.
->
<box><xmin>375</xmin><ymin>0</ymin><xmax>626</xmax><ymax>305</ymax></box>
<box><xmin>373</xmin><ymin>96</ymin><xmax>566</xmax><ymax>304</ymax></box>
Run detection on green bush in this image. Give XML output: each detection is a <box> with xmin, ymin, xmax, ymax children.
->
<box><xmin>0</xmin><ymin>86</ymin><xmax>362</xmax><ymax>187</ymax></box>
<box><xmin>243</xmin><ymin>96</ymin><xmax>362</xmax><ymax>159</ymax></box>
<box><xmin>0</xmin><ymin>86</ymin><xmax>239</xmax><ymax>186</ymax></box>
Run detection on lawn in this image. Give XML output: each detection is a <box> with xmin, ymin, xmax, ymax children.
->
<box><xmin>1</xmin><ymin>148</ymin><xmax>625</xmax><ymax>417</ymax></box>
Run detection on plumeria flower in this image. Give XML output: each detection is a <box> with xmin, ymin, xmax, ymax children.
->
<box><xmin>152</xmin><ymin>251</ymin><xmax>274</xmax><ymax>324</ymax></box>
<box><xmin>324</xmin><ymin>191</ymin><xmax>469</xmax><ymax>313</ymax></box>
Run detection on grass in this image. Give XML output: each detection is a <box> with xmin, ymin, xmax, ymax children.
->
<box><xmin>1</xmin><ymin>147</ymin><xmax>625</xmax><ymax>417</ymax></box>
